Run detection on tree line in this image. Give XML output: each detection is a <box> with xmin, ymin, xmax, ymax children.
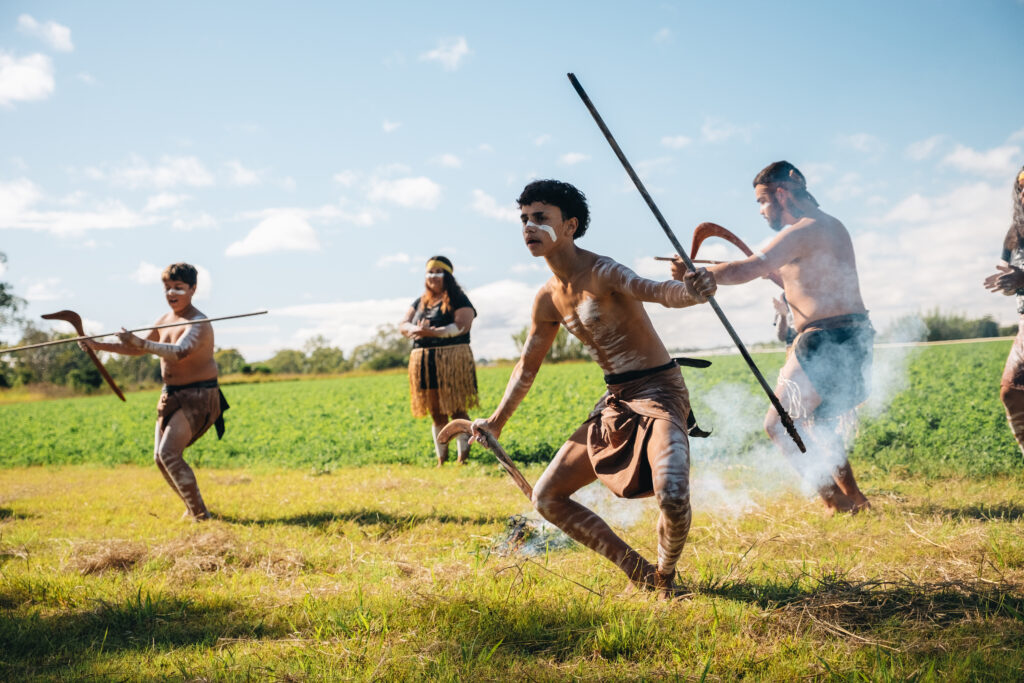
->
<box><xmin>1</xmin><ymin>251</ymin><xmax>1017</xmax><ymax>393</ymax></box>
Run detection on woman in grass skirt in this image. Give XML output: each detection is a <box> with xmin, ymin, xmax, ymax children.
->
<box><xmin>984</xmin><ymin>165</ymin><xmax>1024</xmax><ymax>459</ymax></box>
<box><xmin>399</xmin><ymin>256</ymin><xmax>478</xmax><ymax>465</ymax></box>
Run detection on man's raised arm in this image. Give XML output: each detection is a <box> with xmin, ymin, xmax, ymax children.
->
<box><xmin>595</xmin><ymin>258</ymin><xmax>716</xmax><ymax>308</ymax></box>
<box><xmin>674</xmin><ymin>228</ymin><xmax>802</xmax><ymax>286</ymax></box>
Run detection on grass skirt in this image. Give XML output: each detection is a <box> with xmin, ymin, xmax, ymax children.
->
<box><xmin>408</xmin><ymin>344</ymin><xmax>479</xmax><ymax>417</ymax></box>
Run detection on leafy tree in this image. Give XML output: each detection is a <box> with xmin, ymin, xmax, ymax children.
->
<box><xmin>350</xmin><ymin>324</ymin><xmax>411</xmax><ymax>371</ymax></box>
<box><xmin>883</xmin><ymin>310</ymin><xmax>1012</xmax><ymax>343</ymax></box>
<box><xmin>0</xmin><ymin>252</ymin><xmax>25</xmax><ymax>338</ymax></box>
<box><xmin>265</xmin><ymin>349</ymin><xmax>306</xmax><ymax>374</ymax></box>
<box><xmin>0</xmin><ymin>252</ymin><xmax>26</xmax><ymax>387</ymax></box>
<box><xmin>7</xmin><ymin>324</ymin><xmax>102</xmax><ymax>390</ymax></box>
<box><xmin>511</xmin><ymin>325</ymin><xmax>589</xmax><ymax>363</ymax></box>
<box><xmin>304</xmin><ymin>335</ymin><xmax>348</xmax><ymax>374</ymax></box>
<box><xmin>107</xmin><ymin>352</ymin><xmax>162</xmax><ymax>386</ymax></box>
<box><xmin>214</xmin><ymin>347</ymin><xmax>248</xmax><ymax>375</ymax></box>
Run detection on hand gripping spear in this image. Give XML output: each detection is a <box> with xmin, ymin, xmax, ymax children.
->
<box><xmin>567</xmin><ymin>73</ymin><xmax>805</xmax><ymax>453</ymax></box>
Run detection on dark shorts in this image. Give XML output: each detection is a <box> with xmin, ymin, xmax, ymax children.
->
<box><xmin>793</xmin><ymin>314</ymin><xmax>874</xmax><ymax>418</ymax></box>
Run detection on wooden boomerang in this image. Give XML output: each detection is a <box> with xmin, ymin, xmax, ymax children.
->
<box><xmin>438</xmin><ymin>419</ymin><xmax>533</xmax><ymax>500</ymax></box>
<box><xmin>690</xmin><ymin>222</ymin><xmax>784</xmax><ymax>289</ymax></box>
<box><xmin>41</xmin><ymin>310</ymin><xmax>126</xmax><ymax>401</ymax></box>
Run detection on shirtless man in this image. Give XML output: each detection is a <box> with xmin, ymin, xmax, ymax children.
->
<box><xmin>472</xmin><ymin>179</ymin><xmax>716</xmax><ymax>597</ymax></box>
<box><xmin>674</xmin><ymin>161</ymin><xmax>873</xmax><ymax>514</ymax></box>
<box><xmin>81</xmin><ymin>263</ymin><xmax>226</xmax><ymax>520</ymax></box>
<box><xmin>983</xmin><ymin>166</ymin><xmax>1024</xmax><ymax>458</ymax></box>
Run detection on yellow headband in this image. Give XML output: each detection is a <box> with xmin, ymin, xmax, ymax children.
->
<box><xmin>425</xmin><ymin>259</ymin><xmax>453</xmax><ymax>274</ymax></box>
<box><xmin>1018</xmin><ymin>170</ymin><xmax>1024</xmax><ymax>189</ymax></box>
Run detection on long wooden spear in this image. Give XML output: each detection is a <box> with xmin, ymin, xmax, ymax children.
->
<box><xmin>566</xmin><ymin>73</ymin><xmax>805</xmax><ymax>452</ymax></box>
<box><xmin>0</xmin><ymin>310</ymin><xmax>268</xmax><ymax>354</ymax></box>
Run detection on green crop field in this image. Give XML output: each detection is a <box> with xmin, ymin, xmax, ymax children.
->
<box><xmin>1</xmin><ymin>341</ymin><xmax>1022</xmax><ymax>680</ymax></box>
<box><xmin>1</xmin><ymin>340</ymin><xmax>1021</xmax><ymax>476</ymax></box>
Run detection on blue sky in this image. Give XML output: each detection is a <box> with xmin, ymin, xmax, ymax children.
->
<box><xmin>1</xmin><ymin>1</ymin><xmax>1022</xmax><ymax>361</ymax></box>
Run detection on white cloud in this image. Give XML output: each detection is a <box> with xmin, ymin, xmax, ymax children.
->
<box><xmin>17</xmin><ymin>15</ymin><xmax>73</xmax><ymax>52</ymax></box>
<box><xmin>24</xmin><ymin>276</ymin><xmax>71</xmax><ymax>302</ymax></box>
<box><xmin>0</xmin><ymin>52</ymin><xmax>55</xmax><ymax>107</ymax></box>
<box><xmin>942</xmin><ymin>143</ymin><xmax>1021</xmax><ymax>177</ymax></box>
<box><xmin>171</xmin><ymin>213</ymin><xmax>217</xmax><ymax>231</ymax></box>
<box><xmin>0</xmin><ymin>179</ymin><xmax>154</xmax><ymax>235</ymax></box>
<box><xmin>653</xmin><ymin>28</ymin><xmax>672</xmax><ymax>43</ymax></box>
<box><xmin>76</xmin><ymin>72</ymin><xmax>96</xmax><ymax>85</ymax></box>
<box><xmin>130</xmin><ymin>261</ymin><xmax>164</xmax><ymax>284</ymax></box>
<box><xmin>0</xmin><ymin>260</ymin><xmax>5</xmax><ymax>277</ymax></box>
<box><xmin>382</xmin><ymin>120</ymin><xmax>402</xmax><ymax>133</ymax></box>
<box><xmin>376</xmin><ymin>252</ymin><xmax>411</xmax><ymax>267</ymax></box>
<box><xmin>800</xmin><ymin>162</ymin><xmax>835</xmax><ymax>186</ymax></box>
<box><xmin>905</xmin><ymin>134</ymin><xmax>944</xmax><ymax>161</ymax></box>
<box><xmin>509</xmin><ymin>262</ymin><xmax>543</xmax><ymax>273</ymax></box>
<box><xmin>835</xmin><ymin>132</ymin><xmax>885</xmax><ymax>156</ymax></box>
<box><xmin>1010</xmin><ymin>128</ymin><xmax>1024</xmax><ymax>143</ymax></box>
<box><xmin>224</xmin><ymin>160</ymin><xmax>262</xmax><ymax>186</ymax></box>
<box><xmin>434</xmin><ymin>153</ymin><xmax>462</xmax><ymax>168</ymax></box>
<box><xmin>367</xmin><ymin>176</ymin><xmax>442</xmax><ymax>209</ymax></box>
<box><xmin>471</xmin><ymin>189</ymin><xmax>518</xmax><ymax>223</ymax></box>
<box><xmin>824</xmin><ymin>173</ymin><xmax>870</xmax><ymax>202</ymax></box>
<box><xmin>333</xmin><ymin>170</ymin><xmax>359</xmax><ymax>187</ymax></box>
<box><xmin>226</xmin><ymin>211</ymin><xmax>321</xmax><ymax>256</ymax></box>
<box><xmin>701</xmin><ymin>117</ymin><xmax>756</xmax><ymax>144</ymax></box>
<box><xmin>143</xmin><ymin>192</ymin><xmax>189</xmax><ymax>212</ymax></box>
<box><xmin>534</xmin><ymin>134</ymin><xmax>552</xmax><ymax>146</ymax></box>
<box><xmin>419</xmin><ymin>37</ymin><xmax>470</xmax><ymax>71</ymax></box>
<box><xmin>0</xmin><ymin>178</ymin><xmax>43</xmax><ymax>220</ymax></box>
<box><xmin>857</xmin><ymin>179</ymin><xmax>1010</xmax><ymax>331</ymax></box>
<box><xmin>661</xmin><ymin>135</ymin><xmax>692</xmax><ymax>150</ymax></box>
<box><xmin>558</xmin><ymin>152</ymin><xmax>590</xmax><ymax>166</ymax></box>
<box><xmin>272</xmin><ymin>297</ymin><xmax>414</xmax><ymax>355</ymax></box>
<box><xmin>109</xmin><ymin>155</ymin><xmax>215</xmax><ymax>189</ymax></box>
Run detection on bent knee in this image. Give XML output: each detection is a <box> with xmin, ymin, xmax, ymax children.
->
<box><xmin>656</xmin><ymin>489</ymin><xmax>691</xmax><ymax>518</ymax></box>
<box><xmin>1001</xmin><ymin>385</ymin><xmax>1024</xmax><ymax>409</ymax></box>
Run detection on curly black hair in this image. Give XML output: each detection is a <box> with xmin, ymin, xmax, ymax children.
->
<box><xmin>516</xmin><ymin>179</ymin><xmax>591</xmax><ymax>239</ymax></box>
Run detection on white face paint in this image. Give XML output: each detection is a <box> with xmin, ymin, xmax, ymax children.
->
<box><xmin>425</xmin><ymin>272</ymin><xmax>445</xmax><ymax>279</ymax></box>
<box><xmin>526</xmin><ymin>220</ymin><xmax>557</xmax><ymax>242</ymax></box>
<box><xmin>165</xmin><ymin>288</ymin><xmax>187</xmax><ymax>296</ymax></box>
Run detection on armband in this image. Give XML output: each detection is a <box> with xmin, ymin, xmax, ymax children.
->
<box><xmin>436</xmin><ymin>323</ymin><xmax>463</xmax><ymax>338</ymax></box>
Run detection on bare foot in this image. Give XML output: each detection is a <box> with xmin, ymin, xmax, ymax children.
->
<box><xmin>622</xmin><ymin>551</ymin><xmax>658</xmax><ymax>592</ymax></box>
<box><xmin>654</xmin><ymin>569</ymin><xmax>685</xmax><ymax>601</ymax></box>
<box><xmin>819</xmin><ymin>484</ymin><xmax>858</xmax><ymax>514</ymax></box>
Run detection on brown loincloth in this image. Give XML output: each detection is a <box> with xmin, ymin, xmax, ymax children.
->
<box><xmin>158</xmin><ymin>379</ymin><xmax>228</xmax><ymax>447</ymax></box>
<box><xmin>792</xmin><ymin>313</ymin><xmax>874</xmax><ymax>419</ymax></box>
<box><xmin>585</xmin><ymin>365</ymin><xmax>690</xmax><ymax>500</ymax></box>
<box><xmin>1002</xmin><ymin>316</ymin><xmax>1024</xmax><ymax>391</ymax></box>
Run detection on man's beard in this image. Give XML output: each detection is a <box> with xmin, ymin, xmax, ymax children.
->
<box><xmin>767</xmin><ymin>195</ymin><xmax>805</xmax><ymax>232</ymax></box>
<box><xmin>767</xmin><ymin>196</ymin><xmax>785</xmax><ymax>231</ymax></box>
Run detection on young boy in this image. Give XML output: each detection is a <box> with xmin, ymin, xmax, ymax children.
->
<box><xmin>82</xmin><ymin>262</ymin><xmax>226</xmax><ymax>520</ymax></box>
<box><xmin>472</xmin><ymin>180</ymin><xmax>715</xmax><ymax>597</ymax></box>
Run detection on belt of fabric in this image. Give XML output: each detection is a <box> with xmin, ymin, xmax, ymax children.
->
<box><xmin>603</xmin><ymin>357</ymin><xmax>711</xmax><ymax>386</ymax></box>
